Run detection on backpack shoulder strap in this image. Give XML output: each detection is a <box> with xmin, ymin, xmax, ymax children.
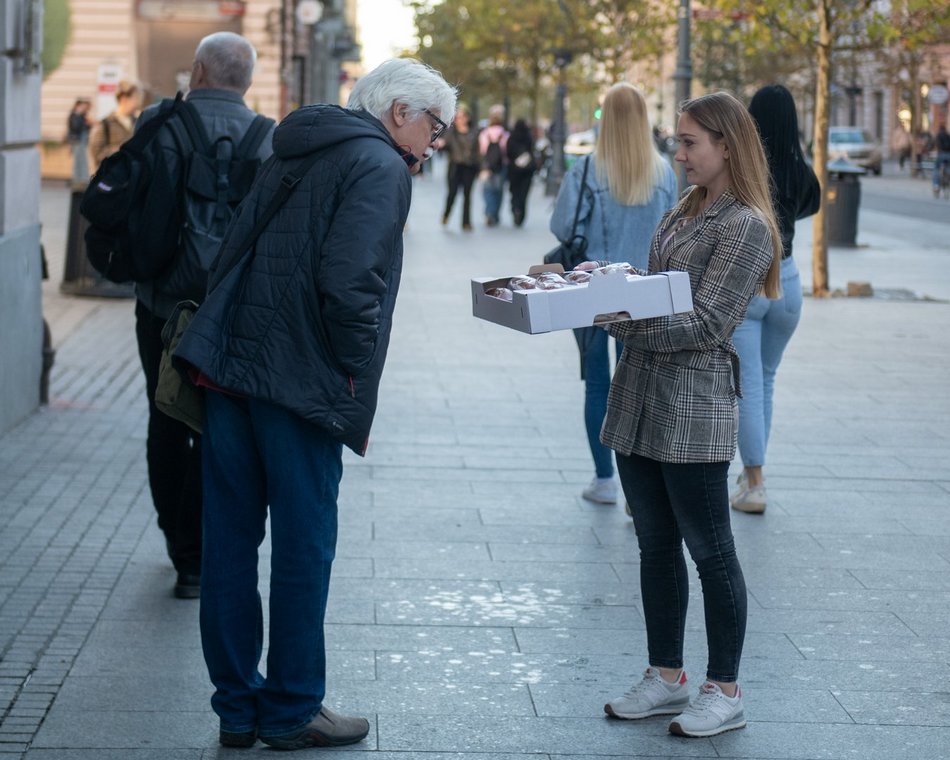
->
<box><xmin>172</xmin><ymin>99</ymin><xmax>211</xmax><ymax>154</ymax></box>
<box><xmin>235</xmin><ymin>114</ymin><xmax>275</xmax><ymax>159</ymax></box>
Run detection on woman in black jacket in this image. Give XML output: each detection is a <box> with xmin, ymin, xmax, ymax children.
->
<box><xmin>440</xmin><ymin>106</ymin><xmax>480</xmax><ymax>230</ymax></box>
<box><xmin>506</xmin><ymin>118</ymin><xmax>536</xmax><ymax>226</ymax></box>
<box><xmin>730</xmin><ymin>84</ymin><xmax>820</xmax><ymax>514</ymax></box>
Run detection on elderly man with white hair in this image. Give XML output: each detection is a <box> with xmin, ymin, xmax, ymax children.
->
<box><xmin>174</xmin><ymin>58</ymin><xmax>457</xmax><ymax>751</ymax></box>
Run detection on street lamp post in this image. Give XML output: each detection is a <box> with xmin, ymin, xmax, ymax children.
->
<box><xmin>545</xmin><ymin>48</ymin><xmax>572</xmax><ymax>197</ymax></box>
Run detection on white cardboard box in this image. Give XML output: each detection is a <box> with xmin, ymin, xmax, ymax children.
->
<box><xmin>471</xmin><ymin>267</ymin><xmax>693</xmax><ymax>334</ymax></box>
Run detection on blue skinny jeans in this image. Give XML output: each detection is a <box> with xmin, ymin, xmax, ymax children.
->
<box><xmin>200</xmin><ymin>390</ymin><xmax>342</xmax><ymax>738</ymax></box>
<box><xmin>574</xmin><ymin>327</ymin><xmax>623</xmax><ymax>479</ymax></box>
<box><xmin>482</xmin><ymin>169</ymin><xmax>506</xmax><ymax>223</ymax></box>
<box><xmin>733</xmin><ymin>255</ymin><xmax>803</xmax><ymax>467</ymax></box>
<box><xmin>617</xmin><ymin>453</ymin><xmax>747</xmax><ymax>683</ymax></box>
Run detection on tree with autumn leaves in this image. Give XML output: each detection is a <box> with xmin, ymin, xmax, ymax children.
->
<box><xmin>409</xmin><ymin>0</ymin><xmax>672</xmax><ymax>127</ymax></box>
<box><xmin>408</xmin><ymin>0</ymin><xmax>950</xmax><ymax>295</ymax></box>
<box><xmin>695</xmin><ymin>0</ymin><xmax>950</xmax><ymax>294</ymax></box>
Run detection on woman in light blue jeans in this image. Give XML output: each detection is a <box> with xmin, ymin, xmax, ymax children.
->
<box><xmin>733</xmin><ymin>257</ymin><xmax>802</xmax><ymax>499</ymax></box>
<box><xmin>731</xmin><ymin>85</ymin><xmax>820</xmax><ymax>513</ymax></box>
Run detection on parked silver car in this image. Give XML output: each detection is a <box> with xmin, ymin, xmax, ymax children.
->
<box><xmin>828</xmin><ymin>126</ymin><xmax>882</xmax><ymax>175</ymax></box>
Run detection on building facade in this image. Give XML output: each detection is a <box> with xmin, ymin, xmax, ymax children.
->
<box><xmin>0</xmin><ymin>0</ymin><xmax>44</xmax><ymax>435</ymax></box>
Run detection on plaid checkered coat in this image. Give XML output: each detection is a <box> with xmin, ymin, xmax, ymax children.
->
<box><xmin>601</xmin><ymin>189</ymin><xmax>774</xmax><ymax>463</ymax></box>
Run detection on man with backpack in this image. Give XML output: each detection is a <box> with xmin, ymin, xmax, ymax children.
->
<box><xmin>479</xmin><ymin>103</ymin><xmax>509</xmax><ymax>226</ymax></box>
<box><xmin>133</xmin><ymin>32</ymin><xmax>274</xmax><ymax>600</ymax></box>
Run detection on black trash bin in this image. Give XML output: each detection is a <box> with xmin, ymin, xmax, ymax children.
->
<box><xmin>60</xmin><ymin>182</ymin><xmax>135</xmax><ymax>298</ymax></box>
<box><xmin>825</xmin><ymin>159</ymin><xmax>866</xmax><ymax>247</ymax></box>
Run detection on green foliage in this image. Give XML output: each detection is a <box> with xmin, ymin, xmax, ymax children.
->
<box><xmin>410</xmin><ymin>0</ymin><xmax>672</xmax><ymax>123</ymax></box>
<box><xmin>42</xmin><ymin>0</ymin><xmax>71</xmax><ymax>80</ymax></box>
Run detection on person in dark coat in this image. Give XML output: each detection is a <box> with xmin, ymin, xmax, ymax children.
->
<box><xmin>134</xmin><ymin>32</ymin><xmax>274</xmax><ymax>601</ymax></box>
<box><xmin>440</xmin><ymin>105</ymin><xmax>480</xmax><ymax>230</ymax></box>
<box><xmin>730</xmin><ymin>84</ymin><xmax>820</xmax><ymax>514</ymax></box>
<box><xmin>174</xmin><ymin>58</ymin><xmax>456</xmax><ymax>751</ymax></box>
<box><xmin>66</xmin><ymin>98</ymin><xmax>92</xmax><ymax>182</ymax></box>
<box><xmin>506</xmin><ymin>118</ymin><xmax>536</xmax><ymax>226</ymax></box>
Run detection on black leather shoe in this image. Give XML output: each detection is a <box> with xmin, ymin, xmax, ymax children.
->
<box><xmin>174</xmin><ymin>573</ymin><xmax>200</xmax><ymax>599</ymax></box>
<box><xmin>260</xmin><ymin>707</ymin><xmax>369</xmax><ymax>750</ymax></box>
<box><xmin>219</xmin><ymin>728</ymin><xmax>257</xmax><ymax>748</ymax></box>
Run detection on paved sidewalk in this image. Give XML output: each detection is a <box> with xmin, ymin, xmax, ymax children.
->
<box><xmin>1</xmin><ymin>160</ymin><xmax>949</xmax><ymax>759</ymax></box>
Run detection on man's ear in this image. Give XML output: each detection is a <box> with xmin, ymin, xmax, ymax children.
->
<box><xmin>390</xmin><ymin>101</ymin><xmax>408</xmax><ymax>128</ymax></box>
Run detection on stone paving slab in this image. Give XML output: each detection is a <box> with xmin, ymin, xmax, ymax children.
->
<box><xmin>3</xmin><ymin>166</ymin><xmax>949</xmax><ymax>758</ymax></box>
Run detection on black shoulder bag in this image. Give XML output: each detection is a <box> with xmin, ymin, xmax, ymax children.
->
<box><xmin>543</xmin><ymin>155</ymin><xmax>591</xmax><ymax>270</ymax></box>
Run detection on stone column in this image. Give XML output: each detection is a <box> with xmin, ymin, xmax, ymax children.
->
<box><xmin>0</xmin><ymin>0</ymin><xmax>43</xmax><ymax>432</ymax></box>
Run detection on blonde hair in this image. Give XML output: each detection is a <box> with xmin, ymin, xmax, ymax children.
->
<box><xmin>679</xmin><ymin>91</ymin><xmax>782</xmax><ymax>298</ymax></box>
<box><xmin>115</xmin><ymin>80</ymin><xmax>139</xmax><ymax>101</ymax></box>
<box><xmin>595</xmin><ymin>83</ymin><xmax>666</xmax><ymax>206</ymax></box>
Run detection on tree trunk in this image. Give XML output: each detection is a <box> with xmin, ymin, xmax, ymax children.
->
<box><xmin>811</xmin><ymin>0</ymin><xmax>833</xmax><ymax>297</ymax></box>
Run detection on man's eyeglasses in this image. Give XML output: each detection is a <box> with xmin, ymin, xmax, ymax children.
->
<box><xmin>423</xmin><ymin>108</ymin><xmax>449</xmax><ymax>143</ymax></box>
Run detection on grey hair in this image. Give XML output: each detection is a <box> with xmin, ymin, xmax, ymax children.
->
<box><xmin>347</xmin><ymin>58</ymin><xmax>457</xmax><ymax>127</ymax></box>
<box><xmin>194</xmin><ymin>32</ymin><xmax>257</xmax><ymax>94</ymax></box>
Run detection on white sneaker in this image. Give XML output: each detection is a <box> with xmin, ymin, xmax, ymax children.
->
<box><xmin>668</xmin><ymin>682</ymin><xmax>746</xmax><ymax>737</ymax></box>
<box><xmin>604</xmin><ymin>667</ymin><xmax>689</xmax><ymax>719</ymax></box>
<box><xmin>731</xmin><ymin>472</ymin><xmax>766</xmax><ymax>513</ymax></box>
<box><xmin>730</xmin><ymin>482</ymin><xmax>767</xmax><ymax>513</ymax></box>
<box><xmin>582</xmin><ymin>477</ymin><xmax>617</xmax><ymax>504</ymax></box>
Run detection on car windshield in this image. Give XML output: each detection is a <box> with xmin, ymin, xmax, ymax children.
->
<box><xmin>831</xmin><ymin>129</ymin><xmax>871</xmax><ymax>144</ymax></box>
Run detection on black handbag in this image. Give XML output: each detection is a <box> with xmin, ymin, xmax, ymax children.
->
<box><xmin>543</xmin><ymin>156</ymin><xmax>591</xmax><ymax>270</ymax></box>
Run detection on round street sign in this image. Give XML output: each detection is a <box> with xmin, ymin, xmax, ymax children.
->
<box><xmin>296</xmin><ymin>0</ymin><xmax>323</xmax><ymax>25</ymax></box>
<box><xmin>928</xmin><ymin>84</ymin><xmax>949</xmax><ymax>105</ymax></box>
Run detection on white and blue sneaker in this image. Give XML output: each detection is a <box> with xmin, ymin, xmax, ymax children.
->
<box><xmin>669</xmin><ymin>681</ymin><xmax>747</xmax><ymax>737</ymax></box>
<box><xmin>604</xmin><ymin>667</ymin><xmax>689</xmax><ymax>719</ymax></box>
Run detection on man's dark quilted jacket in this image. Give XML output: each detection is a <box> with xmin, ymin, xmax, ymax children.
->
<box><xmin>174</xmin><ymin>105</ymin><xmax>412</xmax><ymax>455</ymax></box>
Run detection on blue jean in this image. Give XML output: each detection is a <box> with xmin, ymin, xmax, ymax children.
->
<box><xmin>574</xmin><ymin>327</ymin><xmax>622</xmax><ymax>478</ymax></box>
<box><xmin>482</xmin><ymin>169</ymin><xmax>505</xmax><ymax>222</ymax></box>
<box><xmin>616</xmin><ymin>453</ymin><xmax>746</xmax><ymax>683</ymax></box>
<box><xmin>733</xmin><ymin>255</ymin><xmax>803</xmax><ymax>467</ymax></box>
<box><xmin>933</xmin><ymin>151</ymin><xmax>950</xmax><ymax>188</ymax></box>
<box><xmin>200</xmin><ymin>390</ymin><xmax>342</xmax><ymax>737</ymax></box>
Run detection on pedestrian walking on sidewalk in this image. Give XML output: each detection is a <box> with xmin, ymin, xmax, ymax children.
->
<box><xmin>506</xmin><ymin>118</ymin><xmax>537</xmax><ymax>226</ymax></box>
<box><xmin>479</xmin><ymin>104</ymin><xmax>509</xmax><ymax>226</ymax></box>
<box><xmin>890</xmin><ymin>122</ymin><xmax>911</xmax><ymax>170</ymax></box>
<box><xmin>550</xmin><ymin>83</ymin><xmax>676</xmax><ymax>506</ymax></box>
<box><xmin>174</xmin><ymin>58</ymin><xmax>456</xmax><ymax>751</ymax></box>
<box><xmin>596</xmin><ymin>91</ymin><xmax>781</xmax><ymax>738</ymax></box>
<box><xmin>730</xmin><ymin>84</ymin><xmax>820</xmax><ymax>514</ymax></box>
<box><xmin>66</xmin><ymin>98</ymin><xmax>93</xmax><ymax>183</ymax></box>
<box><xmin>440</xmin><ymin>105</ymin><xmax>480</xmax><ymax>231</ymax></box>
<box><xmin>133</xmin><ymin>32</ymin><xmax>274</xmax><ymax>599</ymax></box>
<box><xmin>87</xmin><ymin>80</ymin><xmax>142</xmax><ymax>173</ymax></box>
<box><xmin>931</xmin><ymin>124</ymin><xmax>950</xmax><ymax>198</ymax></box>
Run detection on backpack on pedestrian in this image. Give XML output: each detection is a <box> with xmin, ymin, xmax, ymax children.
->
<box><xmin>163</xmin><ymin>102</ymin><xmax>273</xmax><ymax>298</ymax></box>
<box><xmin>80</xmin><ymin>94</ymin><xmax>273</xmax><ymax>285</ymax></box>
<box><xmin>484</xmin><ymin>137</ymin><xmax>504</xmax><ymax>174</ymax></box>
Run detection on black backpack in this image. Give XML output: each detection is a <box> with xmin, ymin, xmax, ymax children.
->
<box><xmin>162</xmin><ymin>103</ymin><xmax>273</xmax><ymax>301</ymax></box>
<box><xmin>80</xmin><ymin>94</ymin><xmax>273</xmax><ymax>285</ymax></box>
<box><xmin>484</xmin><ymin>137</ymin><xmax>504</xmax><ymax>173</ymax></box>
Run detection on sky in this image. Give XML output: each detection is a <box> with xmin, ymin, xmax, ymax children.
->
<box><xmin>357</xmin><ymin>0</ymin><xmax>418</xmax><ymax>70</ymax></box>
